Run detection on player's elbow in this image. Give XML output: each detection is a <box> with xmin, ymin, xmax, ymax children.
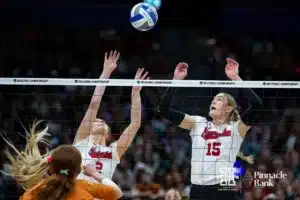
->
<box><xmin>129</xmin><ymin>121</ymin><xmax>141</xmax><ymax>131</ymax></box>
<box><xmin>88</xmin><ymin>100</ymin><xmax>99</xmax><ymax>110</ymax></box>
<box><xmin>158</xmin><ymin>108</ymin><xmax>186</xmax><ymax>126</ymax></box>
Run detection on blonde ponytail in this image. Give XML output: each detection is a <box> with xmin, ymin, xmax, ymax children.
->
<box><xmin>1</xmin><ymin>121</ymin><xmax>51</xmax><ymax>190</ymax></box>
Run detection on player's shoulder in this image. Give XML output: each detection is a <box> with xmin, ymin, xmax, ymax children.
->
<box><xmin>189</xmin><ymin>115</ymin><xmax>208</xmax><ymax>130</ymax></box>
<box><xmin>19</xmin><ymin>192</ymin><xmax>31</xmax><ymax>200</ymax></box>
<box><xmin>20</xmin><ymin>181</ymin><xmax>45</xmax><ymax>199</ymax></box>
<box><xmin>75</xmin><ymin>179</ymin><xmax>93</xmax><ymax>186</ymax></box>
<box><xmin>191</xmin><ymin>115</ymin><xmax>208</xmax><ymax>123</ymax></box>
<box><xmin>19</xmin><ymin>189</ymin><xmax>33</xmax><ymax>200</ymax></box>
<box><xmin>73</xmin><ymin>137</ymin><xmax>89</xmax><ymax>147</ymax></box>
<box><xmin>75</xmin><ymin>179</ymin><xmax>100</xmax><ymax>189</ymax></box>
<box><xmin>75</xmin><ymin>179</ymin><xmax>110</xmax><ymax>191</ymax></box>
<box><xmin>229</xmin><ymin>120</ymin><xmax>242</xmax><ymax>130</ymax></box>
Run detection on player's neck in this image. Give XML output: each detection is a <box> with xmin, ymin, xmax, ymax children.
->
<box><xmin>212</xmin><ymin>118</ymin><xmax>229</xmax><ymax>126</ymax></box>
<box><xmin>89</xmin><ymin>135</ymin><xmax>106</xmax><ymax>146</ymax></box>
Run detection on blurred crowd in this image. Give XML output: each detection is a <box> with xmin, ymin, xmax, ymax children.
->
<box><xmin>0</xmin><ymin>23</ymin><xmax>300</xmax><ymax>200</ymax></box>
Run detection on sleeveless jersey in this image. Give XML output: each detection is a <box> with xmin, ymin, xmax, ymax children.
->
<box><xmin>74</xmin><ymin>137</ymin><xmax>120</xmax><ymax>183</ymax></box>
<box><xmin>189</xmin><ymin>116</ymin><xmax>243</xmax><ymax>185</ymax></box>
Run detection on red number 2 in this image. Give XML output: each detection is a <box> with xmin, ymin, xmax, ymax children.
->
<box><xmin>206</xmin><ymin>142</ymin><xmax>221</xmax><ymax>156</ymax></box>
<box><xmin>95</xmin><ymin>161</ymin><xmax>103</xmax><ymax>172</ymax></box>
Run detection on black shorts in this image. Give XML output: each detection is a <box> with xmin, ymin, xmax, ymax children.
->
<box><xmin>189</xmin><ymin>184</ymin><xmax>238</xmax><ymax>200</ymax></box>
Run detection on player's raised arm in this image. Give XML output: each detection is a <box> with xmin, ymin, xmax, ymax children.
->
<box><xmin>74</xmin><ymin>51</ymin><xmax>120</xmax><ymax>145</ymax></box>
<box><xmin>157</xmin><ymin>62</ymin><xmax>195</xmax><ymax>130</ymax></box>
<box><xmin>225</xmin><ymin>58</ymin><xmax>263</xmax><ymax>137</ymax></box>
<box><xmin>116</xmin><ymin>68</ymin><xmax>149</xmax><ymax>158</ymax></box>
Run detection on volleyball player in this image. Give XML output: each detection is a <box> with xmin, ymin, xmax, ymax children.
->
<box><xmin>157</xmin><ymin>58</ymin><xmax>263</xmax><ymax>199</ymax></box>
<box><xmin>74</xmin><ymin>51</ymin><xmax>149</xmax><ymax>181</ymax></box>
<box><xmin>1</xmin><ymin>50</ymin><xmax>147</xmax><ymax>187</ymax></box>
<box><xmin>1</xmin><ymin>122</ymin><xmax>122</xmax><ymax>200</ymax></box>
<box><xmin>18</xmin><ymin>144</ymin><xmax>122</xmax><ymax>200</ymax></box>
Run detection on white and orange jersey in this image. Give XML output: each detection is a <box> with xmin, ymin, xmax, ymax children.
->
<box><xmin>74</xmin><ymin>137</ymin><xmax>120</xmax><ymax>182</ymax></box>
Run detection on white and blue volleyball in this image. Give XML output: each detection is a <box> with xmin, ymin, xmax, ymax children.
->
<box><xmin>130</xmin><ymin>3</ymin><xmax>158</xmax><ymax>31</ymax></box>
<box><xmin>143</xmin><ymin>0</ymin><xmax>161</xmax><ymax>10</ymax></box>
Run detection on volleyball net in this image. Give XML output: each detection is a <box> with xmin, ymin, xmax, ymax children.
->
<box><xmin>1</xmin><ymin>77</ymin><xmax>300</xmax><ymax>88</ymax></box>
<box><xmin>0</xmin><ymin>77</ymin><xmax>298</xmax><ymax>198</ymax></box>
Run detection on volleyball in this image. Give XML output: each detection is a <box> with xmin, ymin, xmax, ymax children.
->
<box><xmin>143</xmin><ymin>0</ymin><xmax>161</xmax><ymax>10</ymax></box>
<box><xmin>130</xmin><ymin>3</ymin><xmax>158</xmax><ymax>31</ymax></box>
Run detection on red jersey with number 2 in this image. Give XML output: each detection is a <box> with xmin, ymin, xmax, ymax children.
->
<box><xmin>74</xmin><ymin>137</ymin><xmax>120</xmax><ymax>182</ymax></box>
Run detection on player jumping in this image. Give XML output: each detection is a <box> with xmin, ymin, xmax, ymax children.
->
<box><xmin>74</xmin><ymin>51</ymin><xmax>149</xmax><ymax>181</ymax></box>
<box><xmin>157</xmin><ymin>58</ymin><xmax>263</xmax><ymax>199</ymax></box>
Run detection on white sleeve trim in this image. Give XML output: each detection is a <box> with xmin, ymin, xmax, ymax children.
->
<box><xmin>73</xmin><ymin>137</ymin><xmax>89</xmax><ymax>147</ymax></box>
<box><xmin>190</xmin><ymin>116</ymin><xmax>207</xmax><ymax>137</ymax></box>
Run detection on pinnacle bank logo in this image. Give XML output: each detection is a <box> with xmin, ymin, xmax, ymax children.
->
<box><xmin>243</xmin><ymin>170</ymin><xmax>254</xmax><ymax>188</ymax></box>
<box><xmin>243</xmin><ymin>171</ymin><xmax>287</xmax><ymax>188</ymax></box>
<box><xmin>219</xmin><ymin>162</ymin><xmax>287</xmax><ymax>190</ymax></box>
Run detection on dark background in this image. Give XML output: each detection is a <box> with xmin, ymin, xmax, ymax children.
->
<box><xmin>0</xmin><ymin>2</ymin><xmax>300</xmax><ymax>200</ymax></box>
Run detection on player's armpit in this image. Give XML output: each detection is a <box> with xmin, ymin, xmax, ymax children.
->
<box><xmin>74</xmin><ymin>100</ymin><xmax>103</xmax><ymax>145</ymax></box>
<box><xmin>74</xmin><ymin>117</ymin><xmax>93</xmax><ymax>145</ymax></box>
<box><xmin>178</xmin><ymin>114</ymin><xmax>195</xmax><ymax>130</ymax></box>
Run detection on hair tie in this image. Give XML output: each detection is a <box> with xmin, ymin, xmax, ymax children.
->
<box><xmin>47</xmin><ymin>156</ymin><xmax>52</xmax><ymax>164</ymax></box>
<box><xmin>60</xmin><ymin>169</ymin><xmax>69</xmax><ymax>176</ymax></box>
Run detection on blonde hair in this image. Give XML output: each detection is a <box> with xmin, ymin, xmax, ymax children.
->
<box><xmin>1</xmin><ymin>121</ymin><xmax>51</xmax><ymax>190</ymax></box>
<box><xmin>218</xmin><ymin>93</ymin><xmax>241</xmax><ymax>122</ymax></box>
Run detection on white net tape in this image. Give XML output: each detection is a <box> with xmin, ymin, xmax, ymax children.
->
<box><xmin>0</xmin><ymin>77</ymin><xmax>299</xmax><ymax>88</ymax></box>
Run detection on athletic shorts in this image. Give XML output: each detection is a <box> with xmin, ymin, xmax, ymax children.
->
<box><xmin>189</xmin><ymin>184</ymin><xmax>238</xmax><ymax>200</ymax></box>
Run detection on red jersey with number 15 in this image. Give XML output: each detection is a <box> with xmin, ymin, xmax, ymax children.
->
<box><xmin>189</xmin><ymin>116</ymin><xmax>243</xmax><ymax>185</ymax></box>
<box><xmin>74</xmin><ymin>137</ymin><xmax>120</xmax><ymax>182</ymax></box>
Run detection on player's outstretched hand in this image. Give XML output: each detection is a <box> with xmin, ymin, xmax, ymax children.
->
<box><xmin>225</xmin><ymin>58</ymin><xmax>240</xmax><ymax>81</ymax></box>
<box><xmin>103</xmin><ymin>50</ymin><xmax>120</xmax><ymax>74</ymax></box>
<box><xmin>132</xmin><ymin>68</ymin><xmax>150</xmax><ymax>93</ymax></box>
<box><xmin>82</xmin><ymin>164</ymin><xmax>100</xmax><ymax>177</ymax></box>
<box><xmin>174</xmin><ymin>62</ymin><xmax>188</xmax><ymax>80</ymax></box>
